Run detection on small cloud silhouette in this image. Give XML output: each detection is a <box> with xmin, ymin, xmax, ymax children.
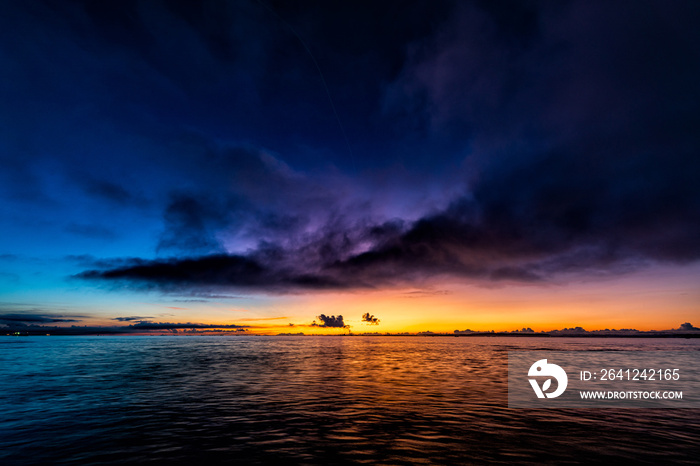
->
<box><xmin>311</xmin><ymin>314</ymin><xmax>348</xmax><ymax>328</ymax></box>
<box><xmin>362</xmin><ymin>312</ymin><xmax>380</xmax><ymax>325</ymax></box>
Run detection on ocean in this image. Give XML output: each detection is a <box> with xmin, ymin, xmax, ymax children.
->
<box><xmin>1</xmin><ymin>336</ymin><xmax>698</xmax><ymax>464</ymax></box>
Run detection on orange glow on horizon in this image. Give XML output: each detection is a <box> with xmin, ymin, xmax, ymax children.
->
<box><xmin>77</xmin><ymin>263</ymin><xmax>700</xmax><ymax>335</ymax></box>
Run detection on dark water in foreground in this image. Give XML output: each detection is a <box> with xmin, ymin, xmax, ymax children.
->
<box><xmin>1</xmin><ymin>336</ymin><xmax>699</xmax><ymax>465</ymax></box>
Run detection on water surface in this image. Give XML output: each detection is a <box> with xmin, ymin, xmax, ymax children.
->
<box><xmin>1</xmin><ymin>336</ymin><xmax>698</xmax><ymax>464</ymax></box>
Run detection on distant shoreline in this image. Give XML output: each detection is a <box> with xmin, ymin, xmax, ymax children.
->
<box><xmin>436</xmin><ymin>333</ymin><xmax>700</xmax><ymax>338</ymax></box>
<box><xmin>4</xmin><ymin>332</ymin><xmax>699</xmax><ymax>338</ymax></box>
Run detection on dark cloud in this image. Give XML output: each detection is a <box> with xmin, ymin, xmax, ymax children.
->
<box><xmin>66</xmin><ymin>255</ymin><xmax>150</xmax><ymax>270</ymax></box>
<box><xmin>311</xmin><ymin>314</ymin><xmax>348</xmax><ymax>328</ymax></box>
<box><xmin>0</xmin><ymin>313</ymin><xmax>83</xmax><ymax>325</ymax></box>
<box><xmin>76</xmin><ymin>173</ymin><xmax>697</xmax><ymax>291</ymax></box>
<box><xmin>128</xmin><ymin>321</ymin><xmax>248</xmax><ymax>330</ymax></box>
<box><xmin>76</xmin><ymin>174</ymin><xmax>698</xmax><ymax>290</ymax></box>
<box><xmin>78</xmin><ymin>254</ymin><xmax>347</xmax><ymax>291</ymax></box>
<box><xmin>74</xmin><ymin>3</ymin><xmax>700</xmax><ymax>293</ymax></box>
<box><xmin>149</xmin><ymin>143</ymin><xmax>326</xmax><ymax>256</ymax></box>
<box><xmin>157</xmin><ymin>193</ymin><xmax>231</xmax><ymax>255</ymax></box>
<box><xmin>0</xmin><ymin>1</ymin><xmax>696</xmax><ymax>299</ymax></box>
<box><xmin>0</xmin><ymin>320</ymin><xmax>250</xmax><ymax>335</ymax></box>
<box><xmin>375</xmin><ymin>0</ymin><xmax>700</xmax><ymax>265</ymax></box>
<box><xmin>113</xmin><ymin>316</ymin><xmax>153</xmax><ymax>322</ymax></box>
<box><xmin>678</xmin><ymin>323</ymin><xmax>699</xmax><ymax>331</ymax></box>
<box><xmin>362</xmin><ymin>313</ymin><xmax>380</xmax><ymax>325</ymax></box>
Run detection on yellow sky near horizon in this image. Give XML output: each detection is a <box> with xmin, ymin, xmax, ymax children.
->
<box><xmin>83</xmin><ymin>262</ymin><xmax>698</xmax><ymax>335</ymax></box>
<box><xmin>52</xmin><ymin>262</ymin><xmax>699</xmax><ymax>335</ymax></box>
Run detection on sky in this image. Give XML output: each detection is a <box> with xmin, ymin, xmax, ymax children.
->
<box><xmin>1</xmin><ymin>0</ymin><xmax>699</xmax><ymax>334</ymax></box>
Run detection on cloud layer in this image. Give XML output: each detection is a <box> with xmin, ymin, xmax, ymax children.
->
<box><xmin>0</xmin><ymin>1</ymin><xmax>698</xmax><ymax>300</ymax></box>
<box><xmin>69</xmin><ymin>1</ymin><xmax>700</xmax><ymax>294</ymax></box>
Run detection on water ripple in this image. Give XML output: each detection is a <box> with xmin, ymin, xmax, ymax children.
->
<box><xmin>0</xmin><ymin>336</ymin><xmax>698</xmax><ymax>464</ymax></box>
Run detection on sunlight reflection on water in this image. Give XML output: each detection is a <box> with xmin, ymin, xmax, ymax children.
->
<box><xmin>1</xmin><ymin>336</ymin><xmax>698</xmax><ymax>464</ymax></box>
